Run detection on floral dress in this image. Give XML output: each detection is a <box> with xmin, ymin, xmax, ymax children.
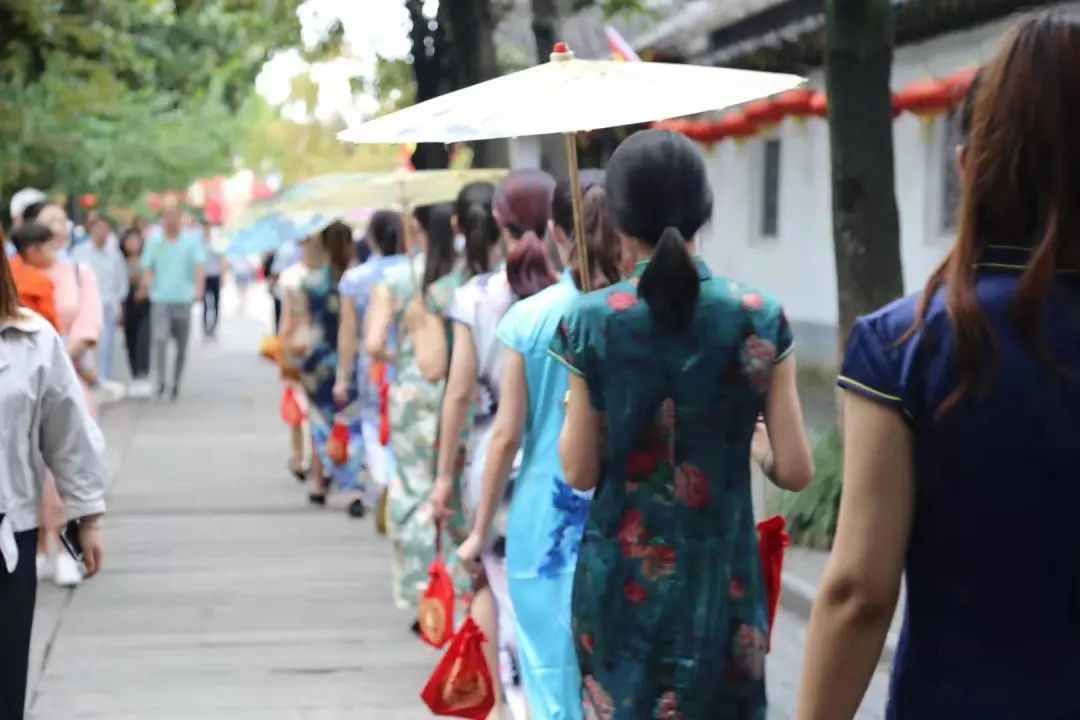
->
<box><xmin>550</xmin><ymin>257</ymin><xmax>793</xmax><ymax>720</ymax></box>
<box><xmin>300</xmin><ymin>266</ymin><xmax>362</xmax><ymax>490</ymax></box>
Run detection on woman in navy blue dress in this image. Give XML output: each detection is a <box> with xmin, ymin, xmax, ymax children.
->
<box><xmin>799</xmin><ymin>14</ymin><xmax>1080</xmax><ymax>719</ymax></box>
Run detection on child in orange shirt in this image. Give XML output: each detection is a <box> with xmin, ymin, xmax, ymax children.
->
<box><xmin>9</xmin><ymin>222</ymin><xmax>61</xmax><ymax>330</ymax></box>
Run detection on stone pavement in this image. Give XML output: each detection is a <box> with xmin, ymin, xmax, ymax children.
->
<box><xmin>26</xmin><ymin>286</ymin><xmax>889</xmax><ymax>719</ymax></box>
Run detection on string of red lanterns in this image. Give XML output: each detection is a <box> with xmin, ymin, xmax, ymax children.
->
<box><xmin>654</xmin><ymin>68</ymin><xmax>977</xmax><ymax>146</ymax></box>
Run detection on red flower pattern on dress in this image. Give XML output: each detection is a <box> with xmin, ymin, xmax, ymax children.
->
<box><xmin>607</xmin><ymin>291</ymin><xmax>638</xmax><ymax>312</ymax></box>
<box><xmin>730</xmin><ymin>624</ymin><xmax>767</xmax><ymax>680</ymax></box>
<box><xmin>742</xmin><ymin>292</ymin><xmax>764</xmax><ymax>311</ymax></box>
<box><xmin>580</xmin><ymin>633</ymin><xmax>594</xmax><ymax>655</ymax></box>
<box><xmin>642</xmin><ymin>544</ymin><xmax>677</xmax><ymax>580</ymax></box>
<box><xmin>618</xmin><ymin>510</ymin><xmax>647</xmax><ymax>558</ymax></box>
<box><xmin>674</xmin><ymin>463</ymin><xmax>711</xmax><ymax>509</ymax></box>
<box><xmin>653</xmin><ymin>690</ymin><xmax>684</xmax><ymax>720</ymax></box>
<box><xmin>623</xmin><ymin>580</ymin><xmax>648</xmax><ymax>605</ymax></box>
<box><xmin>729</xmin><ymin>578</ymin><xmax>745</xmax><ymax>600</ymax></box>
<box><xmin>583</xmin><ymin>675</ymin><xmax>615</xmax><ymax>720</ymax></box>
<box><xmin>741</xmin><ymin>335</ymin><xmax>776</xmax><ymax>392</ymax></box>
<box><xmin>626</xmin><ymin>448</ymin><xmax>662</xmax><ymax>479</ymax></box>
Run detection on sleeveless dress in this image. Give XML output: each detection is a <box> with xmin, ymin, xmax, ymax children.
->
<box><xmin>498</xmin><ymin>270</ymin><xmax>591</xmax><ymax>720</ymax></box>
<box><xmin>550</xmin><ymin>257</ymin><xmax>793</xmax><ymax>720</ymax></box>
<box><xmin>838</xmin><ymin>245</ymin><xmax>1080</xmax><ymax>719</ymax></box>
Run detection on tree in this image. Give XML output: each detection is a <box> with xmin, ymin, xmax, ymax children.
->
<box><xmin>824</xmin><ymin>0</ymin><xmax>904</xmax><ymax>349</ymax></box>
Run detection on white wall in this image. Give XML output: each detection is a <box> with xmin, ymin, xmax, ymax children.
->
<box><xmin>695</xmin><ymin>9</ymin><xmax>1079</xmax><ymax>365</ymax></box>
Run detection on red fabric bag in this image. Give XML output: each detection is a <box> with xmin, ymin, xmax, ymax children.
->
<box><xmin>418</xmin><ymin>526</ymin><xmax>455</xmax><ymax>648</ymax></box>
<box><xmin>757</xmin><ymin>514</ymin><xmax>790</xmax><ymax>651</ymax></box>
<box><xmin>420</xmin><ymin>617</ymin><xmax>495</xmax><ymax>719</ymax></box>
<box><xmin>327</xmin><ymin>418</ymin><xmax>350</xmax><ymax>466</ymax></box>
<box><xmin>279</xmin><ymin>387</ymin><xmax>304</xmax><ymax>428</ymax></box>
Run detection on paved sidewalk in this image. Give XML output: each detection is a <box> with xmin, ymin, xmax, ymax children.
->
<box><xmin>26</xmin><ymin>288</ymin><xmax>889</xmax><ymax>719</ymax></box>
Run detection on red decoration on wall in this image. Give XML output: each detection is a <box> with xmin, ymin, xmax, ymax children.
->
<box><xmin>808</xmin><ymin>92</ymin><xmax>829</xmax><ymax>118</ymax></box>
<box><xmin>745</xmin><ymin>99</ymin><xmax>785</xmax><ymax>126</ymax></box>
<box><xmin>718</xmin><ymin>111</ymin><xmax>756</xmax><ymax>139</ymax></box>
<box><xmin>893</xmin><ymin>79</ymin><xmax>953</xmax><ymax>116</ymax></box>
<box><xmin>773</xmin><ymin>88</ymin><xmax>815</xmax><ymax>117</ymax></box>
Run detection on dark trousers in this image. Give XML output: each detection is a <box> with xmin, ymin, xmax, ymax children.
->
<box><xmin>203</xmin><ymin>275</ymin><xmax>221</xmax><ymax>336</ymax></box>
<box><xmin>0</xmin><ymin>527</ymin><xmax>38</xmax><ymax>720</ymax></box>
<box><xmin>123</xmin><ymin>297</ymin><xmax>151</xmax><ymax>379</ymax></box>
<box><xmin>272</xmin><ymin>296</ymin><xmax>283</xmax><ymax>334</ymax></box>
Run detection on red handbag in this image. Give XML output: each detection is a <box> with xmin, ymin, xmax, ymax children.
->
<box><xmin>757</xmin><ymin>514</ymin><xmax>790</xmax><ymax>651</ymax></box>
<box><xmin>420</xmin><ymin>617</ymin><xmax>495</xmax><ymax>719</ymax></box>
<box><xmin>326</xmin><ymin>418</ymin><xmax>350</xmax><ymax>466</ymax></box>
<box><xmin>418</xmin><ymin>525</ymin><xmax>455</xmax><ymax>648</ymax></box>
<box><xmin>279</xmin><ymin>387</ymin><xmax>304</xmax><ymax>428</ymax></box>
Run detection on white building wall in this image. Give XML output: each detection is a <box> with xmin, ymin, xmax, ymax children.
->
<box><xmin>696</xmin><ymin>9</ymin><xmax>1080</xmax><ymax>366</ymax></box>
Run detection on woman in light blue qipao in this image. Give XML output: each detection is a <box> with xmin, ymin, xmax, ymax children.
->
<box><xmin>457</xmin><ymin>173</ymin><xmax>623</xmax><ymax>719</ymax></box>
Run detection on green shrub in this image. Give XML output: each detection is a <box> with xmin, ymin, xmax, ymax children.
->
<box><xmin>781</xmin><ymin>429</ymin><xmax>843</xmax><ymax>550</ymax></box>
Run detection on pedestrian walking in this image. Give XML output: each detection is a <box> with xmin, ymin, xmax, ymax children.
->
<box><xmin>7</xmin><ymin>223</ymin><xmax>60</xmax><ymax>330</ymax></box>
<box><xmin>141</xmin><ymin>199</ymin><xmax>206</xmax><ymax>400</ymax></box>
<box><xmin>20</xmin><ymin>201</ymin><xmax>105</xmax><ymax>589</ymax></box>
<box><xmin>278</xmin><ymin>235</ymin><xmax>325</xmax><ymax>481</ymax></box>
<box><xmin>552</xmin><ymin>130</ymin><xmax>813</xmax><ymax>719</ymax></box>
<box><xmin>364</xmin><ymin>207</ymin><xmax>457</xmax><ymax>619</ymax></box>
<box><xmin>432</xmin><ymin>169</ymin><xmax>559</xmax><ymax>720</ymax></box>
<box><xmin>0</xmin><ymin>248</ymin><xmax>106</xmax><ymax>720</ymax></box>
<box><xmin>72</xmin><ymin>215</ymin><xmax>129</xmax><ymax>382</ymax></box>
<box><xmin>799</xmin><ymin>15</ymin><xmax>1080</xmax><ymax>720</ymax></box>
<box><xmin>200</xmin><ymin>219</ymin><xmax>225</xmax><ymax>339</ymax></box>
<box><xmin>5</xmin><ymin>188</ymin><xmax>47</xmax><ymax>259</ymax></box>
<box><xmin>299</xmin><ymin>222</ymin><xmax>362</xmax><ymax>505</ymax></box>
<box><xmin>335</xmin><ymin>211</ymin><xmax>407</xmax><ymax>517</ymax></box>
<box><xmin>459</xmin><ymin>173</ymin><xmax>622</xmax><ymax>720</ymax></box>
<box><xmin>120</xmin><ymin>228</ymin><xmax>152</xmax><ymax>397</ymax></box>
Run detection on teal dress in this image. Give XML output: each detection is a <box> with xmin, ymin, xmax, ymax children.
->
<box><xmin>550</xmin><ymin>257</ymin><xmax>793</xmax><ymax>720</ymax></box>
<box><xmin>497</xmin><ymin>271</ymin><xmax>591</xmax><ymax>720</ymax></box>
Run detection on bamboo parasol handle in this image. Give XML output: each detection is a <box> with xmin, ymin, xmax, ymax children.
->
<box><xmin>564</xmin><ymin>132</ymin><xmax>590</xmax><ymax>293</ymax></box>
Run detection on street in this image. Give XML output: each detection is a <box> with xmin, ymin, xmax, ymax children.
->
<box><xmin>26</xmin><ymin>290</ymin><xmax>889</xmax><ymax>719</ymax></box>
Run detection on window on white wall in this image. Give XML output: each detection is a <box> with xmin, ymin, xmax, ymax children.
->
<box><xmin>940</xmin><ymin>110</ymin><xmax>963</xmax><ymax>234</ymax></box>
<box><xmin>760</xmin><ymin>138</ymin><xmax>782</xmax><ymax>239</ymax></box>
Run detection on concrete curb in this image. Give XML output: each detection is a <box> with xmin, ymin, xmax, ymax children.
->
<box><xmin>780</xmin><ymin>571</ymin><xmax>899</xmax><ymax>664</ymax></box>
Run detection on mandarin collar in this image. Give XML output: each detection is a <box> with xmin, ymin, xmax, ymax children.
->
<box><xmin>978</xmin><ymin>244</ymin><xmax>1080</xmax><ymax>275</ymax></box>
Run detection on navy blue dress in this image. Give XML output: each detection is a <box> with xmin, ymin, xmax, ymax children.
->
<box><xmin>838</xmin><ymin>245</ymin><xmax>1080</xmax><ymax>719</ymax></box>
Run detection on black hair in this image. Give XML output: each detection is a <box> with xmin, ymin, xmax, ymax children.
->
<box><xmin>960</xmin><ymin>69</ymin><xmax>983</xmax><ymax>141</ymax></box>
<box><xmin>321</xmin><ymin>221</ymin><xmax>354</xmax><ymax>282</ymax></box>
<box><xmin>355</xmin><ymin>239</ymin><xmax>372</xmax><ymax>264</ymax></box>
<box><xmin>606</xmin><ymin>129</ymin><xmax>713</xmax><ymax>334</ymax></box>
<box><xmin>21</xmin><ymin>201</ymin><xmax>48</xmax><ymax>223</ymax></box>
<box><xmin>420</xmin><ymin>203</ymin><xmax>456</xmax><ymax>295</ymax></box>
<box><xmin>455</xmin><ymin>181</ymin><xmax>498</xmax><ymax>278</ymax></box>
<box><xmin>119</xmin><ymin>227</ymin><xmax>143</xmax><ymax>259</ymax></box>
<box><xmin>12</xmin><ymin>222</ymin><xmax>53</xmax><ymax>256</ymax></box>
<box><xmin>367</xmin><ymin>210</ymin><xmax>403</xmax><ymax>256</ymax></box>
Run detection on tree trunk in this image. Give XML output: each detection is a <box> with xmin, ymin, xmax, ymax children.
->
<box><xmin>530</xmin><ymin>0</ymin><xmax>569</xmax><ymax>178</ymax></box>
<box><xmin>445</xmin><ymin>0</ymin><xmax>508</xmax><ymax>168</ymax></box>
<box><xmin>825</xmin><ymin>0</ymin><xmax>904</xmax><ymax>351</ymax></box>
<box><xmin>406</xmin><ymin>0</ymin><xmax>450</xmax><ymax>170</ymax></box>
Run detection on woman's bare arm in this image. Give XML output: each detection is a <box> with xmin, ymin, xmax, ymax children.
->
<box><xmin>760</xmin><ymin>356</ymin><xmax>814</xmax><ymax>491</ymax></box>
<box><xmin>559</xmin><ymin>374</ymin><xmax>601</xmax><ymax>491</ymax></box>
<box><xmin>431</xmin><ymin>323</ymin><xmax>478</xmax><ymax>517</ymax></box>
<box><xmin>797</xmin><ymin>392</ymin><xmax>914</xmax><ymax>719</ymax></box>
<box><xmin>363</xmin><ymin>284</ymin><xmax>395</xmax><ymax>362</ymax></box>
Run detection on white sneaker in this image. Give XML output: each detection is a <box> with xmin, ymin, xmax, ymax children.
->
<box><xmin>36</xmin><ymin>554</ymin><xmax>52</xmax><ymax>582</ymax></box>
<box><xmin>53</xmin><ymin>552</ymin><xmax>83</xmax><ymax>587</ymax></box>
<box><xmin>128</xmin><ymin>379</ymin><xmax>153</xmax><ymax>399</ymax></box>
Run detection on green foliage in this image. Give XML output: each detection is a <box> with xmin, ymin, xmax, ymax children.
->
<box><xmin>0</xmin><ymin>0</ymin><xmax>303</xmax><ymax>209</ymax></box>
<box><xmin>781</xmin><ymin>429</ymin><xmax>844</xmax><ymax>550</ymax></box>
<box><xmin>572</xmin><ymin>0</ymin><xmax>652</xmax><ymax>18</ymax></box>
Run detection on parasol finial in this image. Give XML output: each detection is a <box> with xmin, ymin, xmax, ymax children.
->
<box><xmin>551</xmin><ymin>42</ymin><xmax>574</xmax><ymax>62</ymax></box>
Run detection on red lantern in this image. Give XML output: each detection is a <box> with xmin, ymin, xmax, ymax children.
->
<box><xmin>744</xmin><ymin>99</ymin><xmax>785</xmax><ymax>126</ymax></box>
<box><xmin>682</xmin><ymin>121</ymin><xmax>714</xmax><ymax>142</ymax></box>
<box><xmin>146</xmin><ymin>193</ymin><xmax>162</xmax><ymax>212</ymax></box>
<box><xmin>894</xmin><ymin>79</ymin><xmax>953</xmax><ymax>117</ymax></box>
<box><xmin>773</xmin><ymin>88</ymin><xmax>814</xmax><ymax>117</ymax></box>
<box><xmin>808</xmin><ymin>92</ymin><xmax>829</xmax><ymax>118</ymax></box>
<box><xmin>698</xmin><ymin>122</ymin><xmax>730</xmax><ymax>144</ymax></box>
<box><xmin>79</xmin><ymin>193</ymin><xmax>97</xmax><ymax>210</ymax></box>
<box><xmin>718</xmin><ymin>111</ymin><xmax>756</xmax><ymax>139</ymax></box>
<box><xmin>945</xmin><ymin>67</ymin><xmax>978</xmax><ymax>103</ymax></box>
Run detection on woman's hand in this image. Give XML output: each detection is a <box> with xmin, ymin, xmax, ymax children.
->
<box><xmin>429</xmin><ymin>474</ymin><xmax>455</xmax><ymax>522</ymax></box>
<box><xmin>751</xmin><ymin>419</ymin><xmax>774</xmax><ymax>474</ymax></box>
<box><xmin>79</xmin><ymin>516</ymin><xmax>105</xmax><ymax>577</ymax></box>
<box><xmin>455</xmin><ymin>532</ymin><xmax>484</xmax><ymax>578</ymax></box>
<box><xmin>332</xmin><ymin>379</ymin><xmax>349</xmax><ymax>407</ymax></box>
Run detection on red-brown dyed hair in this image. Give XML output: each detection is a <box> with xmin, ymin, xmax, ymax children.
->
<box><xmin>498</xmin><ymin>169</ymin><xmax>557</xmax><ymax>299</ymax></box>
<box><xmin>910</xmin><ymin>13</ymin><xmax>1080</xmax><ymax>416</ymax></box>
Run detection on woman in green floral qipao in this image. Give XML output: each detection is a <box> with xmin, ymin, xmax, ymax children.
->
<box><xmin>552</xmin><ymin>130</ymin><xmax>814</xmax><ymax>720</ymax></box>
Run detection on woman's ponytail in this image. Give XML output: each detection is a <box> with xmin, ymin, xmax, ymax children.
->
<box><xmin>638</xmin><ymin>227</ymin><xmax>699</xmax><ymax>334</ymax></box>
<box><xmin>506</xmin><ymin>231</ymin><xmax>555</xmax><ymax>299</ymax></box>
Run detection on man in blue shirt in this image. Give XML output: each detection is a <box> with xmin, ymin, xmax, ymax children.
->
<box><xmin>141</xmin><ymin>200</ymin><xmax>205</xmax><ymax>400</ymax></box>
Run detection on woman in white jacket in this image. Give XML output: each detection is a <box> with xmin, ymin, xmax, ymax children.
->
<box><xmin>0</xmin><ymin>248</ymin><xmax>106</xmax><ymax>720</ymax></box>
